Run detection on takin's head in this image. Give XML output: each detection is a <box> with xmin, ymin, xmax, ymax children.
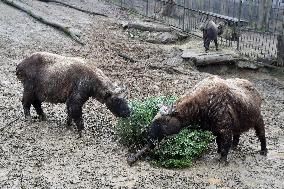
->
<box><xmin>105</xmin><ymin>88</ymin><xmax>131</xmax><ymax>118</ymax></box>
<box><xmin>217</xmin><ymin>22</ymin><xmax>225</xmax><ymax>36</ymax></box>
<box><xmin>127</xmin><ymin>104</ymin><xmax>182</xmax><ymax>166</ymax></box>
<box><xmin>199</xmin><ymin>20</ymin><xmax>224</xmax><ymax>36</ymax></box>
<box><xmin>148</xmin><ymin>105</ymin><xmax>182</xmax><ymax>144</ymax></box>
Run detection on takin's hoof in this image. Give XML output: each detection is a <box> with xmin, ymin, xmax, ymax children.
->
<box><xmin>231</xmin><ymin>145</ymin><xmax>238</xmax><ymax>151</ymax></box>
<box><xmin>217</xmin><ymin>148</ymin><xmax>221</xmax><ymax>154</ymax></box>
<box><xmin>77</xmin><ymin>131</ymin><xmax>83</xmax><ymax>139</ymax></box>
<box><xmin>218</xmin><ymin>159</ymin><xmax>229</xmax><ymax>166</ymax></box>
<box><xmin>260</xmin><ymin>149</ymin><xmax>268</xmax><ymax>156</ymax></box>
<box><xmin>127</xmin><ymin>154</ymin><xmax>137</xmax><ymax>166</ymax></box>
<box><xmin>25</xmin><ymin>116</ymin><xmax>32</xmax><ymax>122</ymax></box>
<box><xmin>218</xmin><ymin>156</ymin><xmax>229</xmax><ymax>166</ymax></box>
<box><xmin>39</xmin><ymin>114</ymin><xmax>47</xmax><ymax>121</ymax></box>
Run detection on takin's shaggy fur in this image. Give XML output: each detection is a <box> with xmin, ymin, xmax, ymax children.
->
<box><xmin>200</xmin><ymin>20</ymin><xmax>224</xmax><ymax>52</ymax></box>
<box><xmin>16</xmin><ymin>52</ymin><xmax>131</xmax><ymax>136</ymax></box>
<box><xmin>128</xmin><ymin>76</ymin><xmax>267</xmax><ymax>165</ymax></box>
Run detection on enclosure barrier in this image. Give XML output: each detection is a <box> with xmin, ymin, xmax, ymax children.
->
<box><xmin>102</xmin><ymin>0</ymin><xmax>284</xmax><ymax>66</ymax></box>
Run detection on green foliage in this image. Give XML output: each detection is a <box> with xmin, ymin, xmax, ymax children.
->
<box><xmin>115</xmin><ymin>96</ymin><xmax>177</xmax><ymax>150</ymax></box>
<box><xmin>151</xmin><ymin>128</ymin><xmax>215</xmax><ymax>168</ymax></box>
<box><xmin>115</xmin><ymin>96</ymin><xmax>215</xmax><ymax>169</ymax></box>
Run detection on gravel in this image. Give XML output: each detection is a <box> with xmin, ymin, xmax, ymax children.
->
<box><xmin>0</xmin><ymin>0</ymin><xmax>283</xmax><ymax>188</ymax></box>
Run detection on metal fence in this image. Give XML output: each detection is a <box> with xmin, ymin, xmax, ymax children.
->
<box><xmin>103</xmin><ymin>0</ymin><xmax>284</xmax><ymax>66</ymax></box>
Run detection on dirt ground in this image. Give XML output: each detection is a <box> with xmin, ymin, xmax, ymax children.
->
<box><xmin>0</xmin><ymin>0</ymin><xmax>283</xmax><ymax>188</ymax></box>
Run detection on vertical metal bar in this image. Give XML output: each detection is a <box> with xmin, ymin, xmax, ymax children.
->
<box><xmin>146</xmin><ymin>0</ymin><xmax>149</xmax><ymax>16</ymax></box>
<box><xmin>182</xmin><ymin>0</ymin><xmax>185</xmax><ymax>31</ymax></box>
<box><xmin>233</xmin><ymin>0</ymin><xmax>236</xmax><ymax>17</ymax></box>
<box><xmin>237</xmin><ymin>0</ymin><xmax>242</xmax><ymax>51</ymax></box>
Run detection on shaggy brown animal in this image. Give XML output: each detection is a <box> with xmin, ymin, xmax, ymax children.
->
<box><xmin>16</xmin><ymin>52</ymin><xmax>131</xmax><ymax>137</ymax></box>
<box><xmin>200</xmin><ymin>20</ymin><xmax>224</xmax><ymax>52</ymax></box>
<box><xmin>128</xmin><ymin>76</ymin><xmax>267</xmax><ymax>165</ymax></box>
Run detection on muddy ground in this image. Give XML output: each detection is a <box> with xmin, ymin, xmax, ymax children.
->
<box><xmin>0</xmin><ymin>0</ymin><xmax>283</xmax><ymax>188</ymax></box>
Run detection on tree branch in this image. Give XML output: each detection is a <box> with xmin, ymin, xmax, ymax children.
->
<box><xmin>117</xmin><ymin>52</ymin><xmax>137</xmax><ymax>63</ymax></box>
<box><xmin>2</xmin><ymin>0</ymin><xmax>85</xmax><ymax>45</ymax></box>
<box><xmin>38</xmin><ymin>0</ymin><xmax>108</xmax><ymax>17</ymax></box>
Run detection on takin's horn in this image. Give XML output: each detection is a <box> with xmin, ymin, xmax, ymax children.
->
<box><xmin>158</xmin><ymin>104</ymin><xmax>169</xmax><ymax>115</ymax></box>
<box><xmin>114</xmin><ymin>86</ymin><xmax>127</xmax><ymax>98</ymax></box>
<box><xmin>168</xmin><ymin>103</ymin><xmax>175</xmax><ymax>114</ymax></box>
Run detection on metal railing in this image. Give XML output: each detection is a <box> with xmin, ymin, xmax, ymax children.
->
<box><xmin>103</xmin><ymin>0</ymin><xmax>284</xmax><ymax>66</ymax></box>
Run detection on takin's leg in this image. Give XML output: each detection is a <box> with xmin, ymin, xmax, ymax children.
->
<box><xmin>218</xmin><ymin>132</ymin><xmax>232</xmax><ymax>163</ymax></box>
<box><xmin>66</xmin><ymin>108</ymin><xmax>72</xmax><ymax>128</ymax></box>
<box><xmin>204</xmin><ymin>37</ymin><xmax>211</xmax><ymax>52</ymax></box>
<box><xmin>254</xmin><ymin>116</ymin><xmax>267</xmax><ymax>155</ymax></box>
<box><xmin>32</xmin><ymin>97</ymin><xmax>46</xmax><ymax>121</ymax></box>
<box><xmin>216</xmin><ymin>134</ymin><xmax>222</xmax><ymax>154</ymax></box>
<box><xmin>203</xmin><ymin>30</ymin><xmax>210</xmax><ymax>52</ymax></box>
<box><xmin>232</xmin><ymin>134</ymin><xmax>240</xmax><ymax>150</ymax></box>
<box><xmin>214</xmin><ymin>38</ymin><xmax>218</xmax><ymax>51</ymax></box>
<box><xmin>66</xmin><ymin>95</ymin><xmax>85</xmax><ymax>137</ymax></box>
<box><xmin>22</xmin><ymin>83</ymin><xmax>34</xmax><ymax>121</ymax></box>
<box><xmin>213</xmin><ymin>112</ymin><xmax>234</xmax><ymax>163</ymax></box>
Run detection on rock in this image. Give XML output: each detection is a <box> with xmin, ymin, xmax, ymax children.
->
<box><xmin>279</xmin><ymin>111</ymin><xmax>284</xmax><ymax>120</ymax></box>
<box><xmin>175</xmin><ymin>31</ymin><xmax>189</xmax><ymax>40</ymax></box>
<box><xmin>207</xmin><ymin>184</ymin><xmax>217</xmax><ymax>189</ymax></box>
<box><xmin>159</xmin><ymin>32</ymin><xmax>178</xmax><ymax>44</ymax></box>
<box><xmin>236</xmin><ymin>61</ymin><xmax>259</xmax><ymax>70</ymax></box>
<box><xmin>145</xmin><ymin>32</ymin><xmax>178</xmax><ymax>44</ymax></box>
<box><xmin>163</xmin><ymin>56</ymin><xmax>183</xmax><ymax>66</ymax></box>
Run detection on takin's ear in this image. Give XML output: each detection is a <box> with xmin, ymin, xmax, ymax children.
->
<box><xmin>168</xmin><ymin>103</ymin><xmax>179</xmax><ymax>116</ymax></box>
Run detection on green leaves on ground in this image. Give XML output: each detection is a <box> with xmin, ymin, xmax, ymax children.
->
<box><xmin>151</xmin><ymin>128</ymin><xmax>215</xmax><ymax>168</ymax></box>
<box><xmin>115</xmin><ymin>96</ymin><xmax>177</xmax><ymax>150</ymax></box>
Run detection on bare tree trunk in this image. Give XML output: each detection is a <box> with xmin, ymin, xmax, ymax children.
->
<box><xmin>257</xmin><ymin>0</ymin><xmax>265</xmax><ymax>29</ymax></box>
<box><xmin>257</xmin><ymin>0</ymin><xmax>271</xmax><ymax>31</ymax></box>
<box><xmin>220</xmin><ymin>0</ymin><xmax>229</xmax><ymax>16</ymax></box>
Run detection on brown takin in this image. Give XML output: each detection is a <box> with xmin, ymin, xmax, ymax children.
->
<box><xmin>16</xmin><ymin>52</ymin><xmax>131</xmax><ymax>137</ymax></box>
<box><xmin>200</xmin><ymin>20</ymin><xmax>224</xmax><ymax>52</ymax></box>
<box><xmin>127</xmin><ymin>76</ymin><xmax>267</xmax><ymax>165</ymax></box>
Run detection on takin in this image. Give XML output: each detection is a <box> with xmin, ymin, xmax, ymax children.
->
<box><xmin>200</xmin><ymin>20</ymin><xmax>224</xmax><ymax>52</ymax></box>
<box><xmin>127</xmin><ymin>76</ymin><xmax>267</xmax><ymax>165</ymax></box>
<box><xmin>16</xmin><ymin>52</ymin><xmax>131</xmax><ymax>137</ymax></box>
